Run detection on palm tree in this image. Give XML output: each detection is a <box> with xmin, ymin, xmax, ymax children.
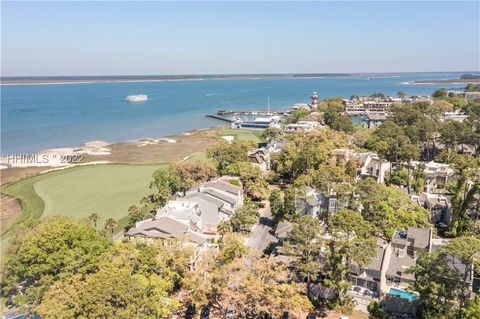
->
<box><xmin>104</xmin><ymin>218</ymin><xmax>118</xmax><ymax>236</ymax></box>
<box><xmin>88</xmin><ymin>212</ymin><xmax>99</xmax><ymax>228</ymax></box>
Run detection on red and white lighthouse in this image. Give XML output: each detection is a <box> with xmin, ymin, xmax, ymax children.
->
<box><xmin>310</xmin><ymin>91</ymin><xmax>318</xmax><ymax>109</ymax></box>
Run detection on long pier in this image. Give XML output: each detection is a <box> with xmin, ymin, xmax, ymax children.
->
<box><xmin>205</xmin><ymin>114</ymin><xmax>235</xmax><ymax>122</ymax></box>
<box><xmin>217</xmin><ymin>109</ymin><xmax>287</xmax><ymax>116</ymax></box>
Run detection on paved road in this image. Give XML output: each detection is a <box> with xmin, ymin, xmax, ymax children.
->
<box><xmin>246</xmin><ymin>203</ymin><xmax>277</xmax><ymax>252</ymax></box>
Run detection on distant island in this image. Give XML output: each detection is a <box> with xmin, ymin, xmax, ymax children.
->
<box><xmin>2</xmin><ymin>72</ymin><xmax>477</xmax><ymax>85</ymax></box>
<box><xmin>0</xmin><ymin>73</ymin><xmax>358</xmax><ymax>85</ymax></box>
<box><xmin>412</xmin><ymin>73</ymin><xmax>480</xmax><ymax>84</ymax></box>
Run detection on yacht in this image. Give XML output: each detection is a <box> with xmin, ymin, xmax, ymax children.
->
<box><xmin>125</xmin><ymin>94</ymin><xmax>148</xmax><ymax>102</ymax></box>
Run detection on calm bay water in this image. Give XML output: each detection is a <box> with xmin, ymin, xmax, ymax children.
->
<box><xmin>0</xmin><ymin>72</ymin><xmax>468</xmax><ymax>153</ymax></box>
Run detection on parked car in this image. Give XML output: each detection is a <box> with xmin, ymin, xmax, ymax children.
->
<box><xmin>200</xmin><ymin>305</ymin><xmax>210</xmax><ymax>319</ymax></box>
<box><xmin>225</xmin><ymin>305</ymin><xmax>235</xmax><ymax>319</ymax></box>
<box><xmin>306</xmin><ymin>313</ymin><xmax>317</xmax><ymax>319</ymax></box>
<box><xmin>363</xmin><ymin>289</ymin><xmax>372</xmax><ymax>297</ymax></box>
<box><xmin>185</xmin><ymin>304</ymin><xmax>196</xmax><ymax>319</ymax></box>
<box><xmin>280</xmin><ymin>312</ymin><xmax>289</xmax><ymax>319</ymax></box>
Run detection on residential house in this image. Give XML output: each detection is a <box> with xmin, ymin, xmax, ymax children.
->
<box><xmin>350</xmin><ymin>238</ymin><xmax>391</xmax><ymax>293</ymax></box>
<box><xmin>248</xmin><ymin>148</ymin><xmax>272</xmax><ymax>171</ymax></box>
<box><xmin>295</xmin><ymin>188</ymin><xmax>338</xmax><ymax>220</ymax></box>
<box><xmin>380</xmin><ymin>295</ymin><xmax>417</xmax><ymax>319</ymax></box>
<box><xmin>413</xmin><ymin>161</ymin><xmax>454</xmax><ymax>193</ymax></box>
<box><xmin>125</xmin><ymin>214</ymin><xmax>208</xmax><ymax>268</ymax></box>
<box><xmin>411</xmin><ymin>192</ymin><xmax>452</xmax><ymax>225</ymax></box>
<box><xmin>125</xmin><ymin>177</ymin><xmax>244</xmax><ymax>265</ymax></box>
<box><xmin>284</xmin><ymin>121</ymin><xmax>322</xmax><ymax>133</ymax></box>
<box><xmin>431</xmin><ymin>238</ymin><xmax>476</xmax><ymax>293</ymax></box>
<box><xmin>365</xmin><ymin>112</ymin><xmax>389</xmax><ymax>128</ymax></box>
<box><xmin>274</xmin><ymin>221</ymin><xmax>293</xmax><ymax>245</ymax></box>
<box><xmin>441</xmin><ymin>111</ymin><xmax>469</xmax><ymax>122</ymax></box>
<box><xmin>386</xmin><ymin>227</ymin><xmax>432</xmax><ymax>290</ymax></box>
<box><xmin>465</xmin><ymin>92</ymin><xmax>480</xmax><ymax>100</ymax></box>
<box><xmin>334</xmin><ymin>148</ymin><xmax>391</xmax><ymax>183</ymax></box>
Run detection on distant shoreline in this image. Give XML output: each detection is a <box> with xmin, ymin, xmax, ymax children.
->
<box><xmin>409</xmin><ymin>78</ymin><xmax>480</xmax><ymax>85</ymax></box>
<box><xmin>1</xmin><ymin>72</ymin><xmax>477</xmax><ymax>86</ymax></box>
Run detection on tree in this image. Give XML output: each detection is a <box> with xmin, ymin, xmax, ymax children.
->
<box><xmin>367</xmin><ymin>300</ymin><xmax>389</xmax><ymax>319</ymax></box>
<box><xmin>225</xmin><ymin>161</ymin><xmax>267</xmax><ymax>199</ymax></box>
<box><xmin>218</xmin><ymin>233</ymin><xmax>250</xmax><ymax>264</ymax></box>
<box><xmin>324</xmin><ymin>107</ymin><xmax>354</xmax><ymax>133</ymax></box>
<box><xmin>397</xmin><ymin>91</ymin><xmax>407</xmax><ymax>98</ymax></box>
<box><xmin>272</xmin><ymin>129</ymin><xmax>348</xmax><ymax>182</ymax></box>
<box><xmin>370</xmin><ymin>92</ymin><xmax>385</xmax><ymax>98</ymax></box>
<box><xmin>184</xmin><ymin>251</ymin><xmax>312</xmax><ymax>317</ymax></box>
<box><xmin>313</xmin><ymin>161</ymin><xmax>354</xmax><ymax>196</ymax></box>
<box><xmin>461</xmin><ymin>297</ymin><xmax>480</xmax><ymax>319</ymax></box>
<box><xmin>284</xmin><ymin>215</ymin><xmax>324</xmax><ymax>285</ymax></box>
<box><xmin>37</xmin><ymin>242</ymin><xmax>186</xmax><ymax>319</ymax></box>
<box><xmin>88</xmin><ymin>212</ymin><xmax>99</xmax><ymax>228</ymax></box>
<box><xmin>448</xmin><ymin>155</ymin><xmax>480</xmax><ymax>237</ymax></box>
<box><xmin>230</xmin><ymin>198</ymin><xmax>260</xmax><ymax>232</ymax></box>
<box><xmin>175</xmin><ymin>161</ymin><xmax>217</xmax><ymax>194</ymax></box>
<box><xmin>104</xmin><ymin>218</ymin><xmax>118</xmax><ymax>235</ymax></box>
<box><xmin>262</xmin><ymin>126</ymin><xmax>282</xmax><ymax>140</ymax></box>
<box><xmin>127</xmin><ymin>204</ymin><xmax>148</xmax><ymax>229</ymax></box>
<box><xmin>1</xmin><ymin>217</ymin><xmax>110</xmax><ymax>314</ymax></box>
<box><xmin>408</xmin><ymin>248</ymin><xmax>463</xmax><ymax>319</ymax></box>
<box><xmin>465</xmin><ymin>83</ymin><xmax>480</xmax><ymax>92</ymax></box>
<box><xmin>355</xmin><ymin>178</ymin><xmax>429</xmax><ymax>240</ymax></box>
<box><xmin>367</xmin><ymin>120</ymin><xmax>419</xmax><ymax>171</ymax></box>
<box><xmin>325</xmin><ymin>209</ymin><xmax>377</xmax><ymax>306</ymax></box>
<box><xmin>207</xmin><ymin>140</ymin><xmax>254</xmax><ymax>174</ymax></box>
<box><xmin>446</xmin><ymin>236</ymin><xmax>480</xmax><ymax>317</ymax></box>
<box><xmin>282</xmin><ymin>185</ymin><xmax>298</xmax><ymax>221</ymax></box>
<box><xmin>269</xmin><ymin>189</ymin><xmax>285</xmax><ymax>222</ymax></box>
<box><xmin>217</xmin><ymin>220</ymin><xmax>232</xmax><ymax>235</ymax></box>
<box><xmin>150</xmin><ymin>166</ymin><xmax>181</xmax><ymax>207</ymax></box>
<box><xmin>432</xmin><ymin>88</ymin><xmax>449</xmax><ymax>98</ymax></box>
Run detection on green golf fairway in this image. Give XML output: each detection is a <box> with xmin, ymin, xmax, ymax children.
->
<box><xmin>1</xmin><ymin>164</ymin><xmax>164</xmax><ymax>253</ymax></box>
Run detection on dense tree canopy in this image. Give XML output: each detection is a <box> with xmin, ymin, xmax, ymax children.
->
<box><xmin>354</xmin><ymin>178</ymin><xmax>429</xmax><ymax>239</ymax></box>
<box><xmin>2</xmin><ymin>217</ymin><xmax>110</xmax><ymax>314</ymax></box>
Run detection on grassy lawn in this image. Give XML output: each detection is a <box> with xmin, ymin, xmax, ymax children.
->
<box><xmin>183</xmin><ymin>152</ymin><xmax>210</xmax><ymax>163</ymax></box>
<box><xmin>218</xmin><ymin>128</ymin><xmax>265</xmax><ymax>144</ymax></box>
<box><xmin>1</xmin><ymin>164</ymin><xmax>164</xmax><ymax>254</ymax></box>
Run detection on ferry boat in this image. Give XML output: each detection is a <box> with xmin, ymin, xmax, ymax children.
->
<box><xmin>125</xmin><ymin>94</ymin><xmax>148</xmax><ymax>102</ymax></box>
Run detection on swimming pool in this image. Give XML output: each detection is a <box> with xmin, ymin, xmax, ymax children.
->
<box><xmin>389</xmin><ymin>288</ymin><xmax>417</xmax><ymax>300</ymax></box>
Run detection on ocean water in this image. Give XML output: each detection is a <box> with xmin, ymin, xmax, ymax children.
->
<box><xmin>0</xmin><ymin>72</ymin><xmax>468</xmax><ymax>153</ymax></box>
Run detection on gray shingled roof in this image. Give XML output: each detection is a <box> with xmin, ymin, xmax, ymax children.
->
<box><xmin>407</xmin><ymin>227</ymin><xmax>430</xmax><ymax>249</ymax></box>
<box><xmin>202</xmin><ymin>188</ymin><xmax>237</xmax><ymax>205</ymax></box>
<box><xmin>179</xmin><ymin>194</ymin><xmax>223</xmax><ymax>226</ymax></box>
<box><xmin>126</xmin><ymin>216</ymin><xmax>207</xmax><ymax>245</ymax></box>
<box><xmin>203</xmin><ymin>180</ymin><xmax>241</xmax><ymax>195</ymax></box>
<box><xmin>275</xmin><ymin>221</ymin><xmax>293</xmax><ymax>239</ymax></box>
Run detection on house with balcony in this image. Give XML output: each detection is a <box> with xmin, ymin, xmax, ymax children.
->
<box><xmin>386</xmin><ymin>227</ymin><xmax>432</xmax><ymax>290</ymax></box>
<box><xmin>411</xmin><ymin>192</ymin><xmax>452</xmax><ymax>225</ymax></box>
<box><xmin>412</xmin><ymin>161</ymin><xmax>454</xmax><ymax>193</ymax></box>
<box><xmin>295</xmin><ymin>188</ymin><xmax>339</xmax><ymax>221</ymax></box>
<box><xmin>334</xmin><ymin>148</ymin><xmax>391</xmax><ymax>183</ymax></box>
<box><xmin>350</xmin><ymin>238</ymin><xmax>390</xmax><ymax>293</ymax></box>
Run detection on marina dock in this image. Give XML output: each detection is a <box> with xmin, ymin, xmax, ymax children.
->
<box><xmin>205</xmin><ymin>114</ymin><xmax>235</xmax><ymax>122</ymax></box>
<box><xmin>217</xmin><ymin>109</ymin><xmax>287</xmax><ymax>116</ymax></box>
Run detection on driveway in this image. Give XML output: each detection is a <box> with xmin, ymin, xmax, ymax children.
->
<box><xmin>245</xmin><ymin>202</ymin><xmax>277</xmax><ymax>252</ymax></box>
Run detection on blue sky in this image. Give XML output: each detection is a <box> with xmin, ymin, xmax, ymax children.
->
<box><xmin>1</xmin><ymin>1</ymin><xmax>479</xmax><ymax>76</ymax></box>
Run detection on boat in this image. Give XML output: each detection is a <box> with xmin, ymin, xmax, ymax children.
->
<box><xmin>125</xmin><ymin>94</ymin><xmax>148</xmax><ymax>102</ymax></box>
